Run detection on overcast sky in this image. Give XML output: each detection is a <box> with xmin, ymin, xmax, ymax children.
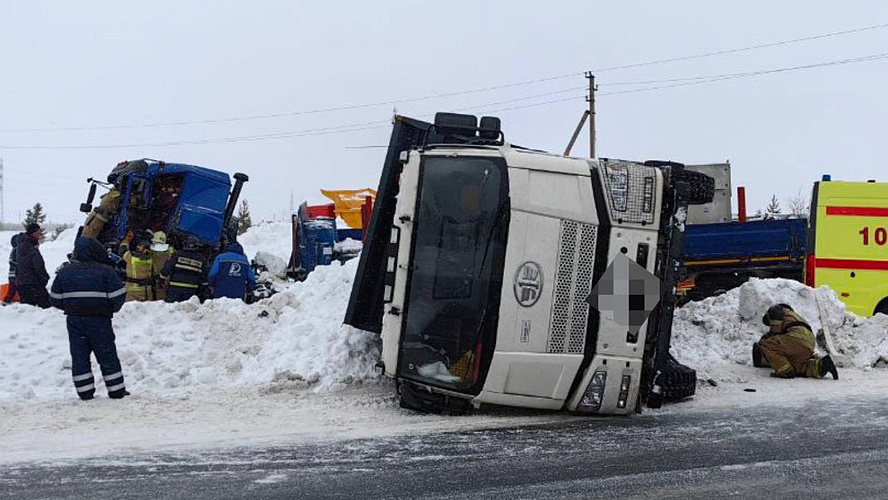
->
<box><xmin>2</xmin><ymin>1</ymin><xmax>888</xmax><ymax>225</ymax></box>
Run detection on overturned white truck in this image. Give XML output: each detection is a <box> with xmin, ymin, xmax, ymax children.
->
<box><xmin>345</xmin><ymin>113</ymin><xmax>713</xmax><ymax>415</ymax></box>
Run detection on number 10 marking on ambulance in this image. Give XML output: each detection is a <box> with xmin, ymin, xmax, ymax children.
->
<box><xmin>859</xmin><ymin>227</ymin><xmax>888</xmax><ymax>246</ymax></box>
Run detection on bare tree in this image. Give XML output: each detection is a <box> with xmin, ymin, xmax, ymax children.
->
<box><xmin>786</xmin><ymin>188</ymin><xmax>809</xmax><ymax>218</ymax></box>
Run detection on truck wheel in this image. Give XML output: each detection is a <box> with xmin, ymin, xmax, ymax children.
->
<box><xmin>673</xmin><ymin>169</ymin><xmax>715</xmax><ymax>205</ymax></box>
<box><xmin>875</xmin><ymin>299</ymin><xmax>888</xmax><ymax>317</ymax></box>
<box><xmin>658</xmin><ymin>356</ymin><xmax>697</xmax><ymax>401</ymax></box>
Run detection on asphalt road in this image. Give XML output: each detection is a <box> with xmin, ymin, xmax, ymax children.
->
<box><xmin>4</xmin><ymin>397</ymin><xmax>888</xmax><ymax>500</ymax></box>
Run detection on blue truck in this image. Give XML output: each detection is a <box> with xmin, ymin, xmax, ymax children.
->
<box><xmin>678</xmin><ymin>217</ymin><xmax>807</xmax><ymax>301</ymax></box>
<box><xmin>78</xmin><ymin>158</ymin><xmax>248</xmax><ymax>255</ymax></box>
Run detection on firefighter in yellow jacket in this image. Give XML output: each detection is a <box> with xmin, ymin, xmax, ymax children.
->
<box><xmin>758</xmin><ymin>304</ymin><xmax>839</xmax><ymax>380</ymax></box>
<box><xmin>149</xmin><ymin>231</ymin><xmax>174</xmax><ymax>301</ymax></box>
<box><xmin>122</xmin><ymin>237</ymin><xmax>154</xmax><ymax>302</ymax></box>
<box><xmin>81</xmin><ymin>188</ymin><xmax>121</xmax><ymax>240</ymax></box>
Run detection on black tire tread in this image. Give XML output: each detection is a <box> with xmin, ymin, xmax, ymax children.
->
<box><xmin>673</xmin><ymin>169</ymin><xmax>715</xmax><ymax>205</ymax></box>
<box><xmin>659</xmin><ymin>356</ymin><xmax>697</xmax><ymax>401</ymax></box>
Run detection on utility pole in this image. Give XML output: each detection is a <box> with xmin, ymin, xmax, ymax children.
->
<box><xmin>585</xmin><ymin>72</ymin><xmax>597</xmax><ymax>158</ymax></box>
<box><xmin>563</xmin><ymin>72</ymin><xmax>598</xmax><ymax>158</ymax></box>
<box><xmin>0</xmin><ymin>157</ymin><xmax>4</xmax><ymax>225</ymax></box>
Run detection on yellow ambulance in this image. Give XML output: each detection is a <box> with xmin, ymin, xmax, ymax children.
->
<box><xmin>806</xmin><ymin>177</ymin><xmax>888</xmax><ymax>316</ymax></box>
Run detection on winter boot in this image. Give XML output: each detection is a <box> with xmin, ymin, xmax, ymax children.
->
<box><xmin>770</xmin><ymin>371</ymin><xmax>795</xmax><ymax>379</ymax></box>
<box><xmin>108</xmin><ymin>389</ymin><xmax>131</xmax><ymax>399</ymax></box>
<box><xmin>79</xmin><ymin>392</ymin><xmax>94</xmax><ymax>401</ymax></box>
<box><xmin>819</xmin><ymin>355</ymin><xmax>839</xmax><ymax>380</ymax></box>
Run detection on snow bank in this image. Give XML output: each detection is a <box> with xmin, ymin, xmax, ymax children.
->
<box><xmin>672</xmin><ymin>278</ymin><xmax>888</xmax><ymax>378</ymax></box>
<box><xmin>240</xmin><ymin>221</ymin><xmax>292</xmax><ymax>264</ymax></box>
<box><xmin>0</xmin><ymin>258</ymin><xmax>379</xmax><ymax>401</ymax></box>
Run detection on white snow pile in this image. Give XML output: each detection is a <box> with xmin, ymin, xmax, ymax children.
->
<box><xmin>0</xmin><ymin>257</ymin><xmax>379</xmax><ymax>402</ymax></box>
<box><xmin>672</xmin><ymin>278</ymin><xmax>888</xmax><ymax>377</ymax></box>
<box><xmin>239</xmin><ymin>221</ymin><xmax>292</xmax><ymax>265</ymax></box>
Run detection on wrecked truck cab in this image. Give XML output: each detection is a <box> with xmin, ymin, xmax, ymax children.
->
<box><xmin>79</xmin><ymin>159</ymin><xmax>248</xmax><ymax>252</ymax></box>
<box><xmin>346</xmin><ymin>113</ymin><xmax>714</xmax><ymax>416</ymax></box>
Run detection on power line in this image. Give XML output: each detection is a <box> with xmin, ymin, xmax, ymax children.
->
<box><xmin>598</xmin><ymin>52</ymin><xmax>888</xmax><ymax>96</ymax></box>
<box><xmin>601</xmin><ymin>52</ymin><xmax>888</xmax><ymax>87</ymax></box>
<box><xmin>3</xmin><ymin>21</ymin><xmax>888</xmax><ymax>134</ymax></box>
<box><xmin>4</xmin><ymin>49</ymin><xmax>888</xmax><ymax>151</ymax></box>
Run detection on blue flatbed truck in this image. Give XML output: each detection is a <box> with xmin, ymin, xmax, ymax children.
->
<box><xmin>678</xmin><ymin>218</ymin><xmax>807</xmax><ymax>301</ymax></box>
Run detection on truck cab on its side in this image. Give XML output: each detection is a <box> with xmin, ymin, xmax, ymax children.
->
<box><xmin>346</xmin><ymin>113</ymin><xmax>714</xmax><ymax>415</ymax></box>
<box><xmin>78</xmin><ymin>159</ymin><xmax>248</xmax><ymax>254</ymax></box>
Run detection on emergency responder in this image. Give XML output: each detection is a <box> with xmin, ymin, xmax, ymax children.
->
<box><xmin>208</xmin><ymin>241</ymin><xmax>256</xmax><ymax>301</ymax></box>
<box><xmin>15</xmin><ymin>223</ymin><xmax>51</xmax><ymax>308</ymax></box>
<box><xmin>161</xmin><ymin>237</ymin><xmax>208</xmax><ymax>303</ymax></box>
<box><xmin>758</xmin><ymin>304</ymin><xmax>839</xmax><ymax>380</ymax></box>
<box><xmin>122</xmin><ymin>235</ymin><xmax>154</xmax><ymax>301</ymax></box>
<box><xmin>81</xmin><ymin>188</ymin><xmax>121</xmax><ymax>239</ymax></box>
<box><xmin>50</xmin><ymin>237</ymin><xmax>129</xmax><ymax>400</ymax></box>
<box><xmin>150</xmin><ymin>180</ymin><xmax>180</xmax><ymax>232</ymax></box>
<box><xmin>149</xmin><ymin>231</ymin><xmax>174</xmax><ymax>301</ymax></box>
<box><xmin>2</xmin><ymin>233</ymin><xmax>20</xmax><ymax>304</ymax></box>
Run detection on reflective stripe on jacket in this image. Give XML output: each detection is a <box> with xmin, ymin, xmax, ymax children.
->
<box><xmin>50</xmin><ymin>237</ymin><xmax>125</xmax><ymax>317</ymax></box>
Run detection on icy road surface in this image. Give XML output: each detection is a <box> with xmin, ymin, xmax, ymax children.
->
<box><xmin>3</xmin><ymin>395</ymin><xmax>888</xmax><ymax>499</ymax></box>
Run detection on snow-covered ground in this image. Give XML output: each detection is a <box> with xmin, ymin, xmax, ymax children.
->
<box><xmin>2</xmin><ymin>225</ymin><xmax>888</xmax><ymax>464</ymax></box>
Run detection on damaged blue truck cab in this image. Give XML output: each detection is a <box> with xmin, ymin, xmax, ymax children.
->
<box><xmin>78</xmin><ymin>159</ymin><xmax>248</xmax><ymax>252</ymax></box>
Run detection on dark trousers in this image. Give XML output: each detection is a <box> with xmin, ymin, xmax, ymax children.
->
<box><xmin>2</xmin><ymin>280</ymin><xmax>16</xmax><ymax>302</ymax></box>
<box><xmin>67</xmin><ymin>315</ymin><xmax>126</xmax><ymax>399</ymax></box>
<box><xmin>19</xmin><ymin>284</ymin><xmax>51</xmax><ymax>308</ymax></box>
<box><xmin>165</xmin><ymin>286</ymin><xmax>199</xmax><ymax>303</ymax></box>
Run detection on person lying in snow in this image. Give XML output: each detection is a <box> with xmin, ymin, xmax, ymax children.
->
<box><xmin>756</xmin><ymin>304</ymin><xmax>839</xmax><ymax>380</ymax></box>
<box><xmin>50</xmin><ymin>237</ymin><xmax>130</xmax><ymax>400</ymax></box>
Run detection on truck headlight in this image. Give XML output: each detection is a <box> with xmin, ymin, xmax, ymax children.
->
<box><xmin>577</xmin><ymin>371</ymin><xmax>607</xmax><ymax>412</ymax></box>
<box><xmin>617</xmin><ymin>375</ymin><xmax>631</xmax><ymax>409</ymax></box>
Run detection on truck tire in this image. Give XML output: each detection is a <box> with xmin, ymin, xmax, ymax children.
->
<box><xmin>658</xmin><ymin>356</ymin><xmax>697</xmax><ymax>401</ymax></box>
<box><xmin>673</xmin><ymin>169</ymin><xmax>715</xmax><ymax>205</ymax></box>
<box><xmin>874</xmin><ymin>298</ymin><xmax>888</xmax><ymax>317</ymax></box>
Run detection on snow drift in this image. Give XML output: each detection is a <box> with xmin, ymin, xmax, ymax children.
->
<box><xmin>673</xmin><ymin>278</ymin><xmax>888</xmax><ymax>378</ymax></box>
<box><xmin>0</xmin><ymin>257</ymin><xmax>379</xmax><ymax>401</ymax></box>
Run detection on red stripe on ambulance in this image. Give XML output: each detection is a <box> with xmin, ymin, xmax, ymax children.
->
<box><xmin>826</xmin><ymin>206</ymin><xmax>888</xmax><ymax>217</ymax></box>
<box><xmin>815</xmin><ymin>258</ymin><xmax>888</xmax><ymax>271</ymax></box>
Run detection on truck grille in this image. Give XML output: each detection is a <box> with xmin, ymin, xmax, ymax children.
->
<box><xmin>599</xmin><ymin>160</ymin><xmax>657</xmax><ymax>225</ymax></box>
<box><xmin>548</xmin><ymin>220</ymin><xmax>597</xmax><ymax>354</ymax></box>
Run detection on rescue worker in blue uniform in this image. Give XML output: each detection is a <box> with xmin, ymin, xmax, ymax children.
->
<box><xmin>161</xmin><ymin>237</ymin><xmax>209</xmax><ymax>303</ymax></box>
<box><xmin>208</xmin><ymin>242</ymin><xmax>256</xmax><ymax>301</ymax></box>
<box><xmin>50</xmin><ymin>237</ymin><xmax>129</xmax><ymax>400</ymax></box>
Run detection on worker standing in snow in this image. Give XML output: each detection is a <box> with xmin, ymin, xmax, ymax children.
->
<box><xmin>758</xmin><ymin>304</ymin><xmax>839</xmax><ymax>380</ymax></box>
<box><xmin>15</xmin><ymin>223</ymin><xmax>51</xmax><ymax>308</ymax></box>
<box><xmin>149</xmin><ymin>231</ymin><xmax>174</xmax><ymax>301</ymax></box>
<box><xmin>208</xmin><ymin>242</ymin><xmax>256</xmax><ymax>302</ymax></box>
<box><xmin>122</xmin><ymin>236</ymin><xmax>154</xmax><ymax>302</ymax></box>
<box><xmin>2</xmin><ymin>234</ymin><xmax>20</xmax><ymax>304</ymax></box>
<box><xmin>50</xmin><ymin>237</ymin><xmax>129</xmax><ymax>400</ymax></box>
<box><xmin>161</xmin><ymin>237</ymin><xmax>208</xmax><ymax>303</ymax></box>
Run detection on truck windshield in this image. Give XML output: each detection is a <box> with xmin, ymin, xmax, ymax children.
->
<box><xmin>400</xmin><ymin>155</ymin><xmax>508</xmax><ymax>394</ymax></box>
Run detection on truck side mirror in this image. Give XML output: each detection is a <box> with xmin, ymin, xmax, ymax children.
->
<box><xmin>80</xmin><ymin>183</ymin><xmax>97</xmax><ymax>213</ymax></box>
